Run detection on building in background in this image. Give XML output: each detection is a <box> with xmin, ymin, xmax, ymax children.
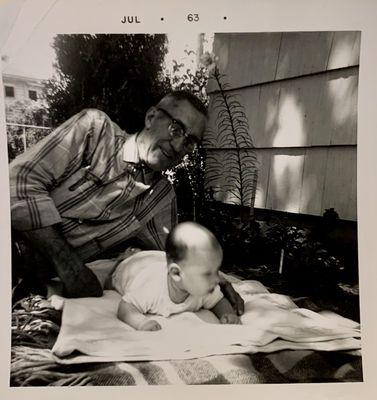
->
<box><xmin>2</xmin><ymin>63</ymin><xmax>46</xmax><ymax>106</ymax></box>
<box><xmin>2</xmin><ymin>60</ymin><xmax>51</xmax><ymax>161</ymax></box>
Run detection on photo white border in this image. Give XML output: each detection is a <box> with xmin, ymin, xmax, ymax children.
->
<box><xmin>1</xmin><ymin>0</ymin><xmax>376</xmax><ymax>399</ymax></box>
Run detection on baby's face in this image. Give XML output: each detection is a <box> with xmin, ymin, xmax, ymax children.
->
<box><xmin>179</xmin><ymin>247</ymin><xmax>222</xmax><ymax>297</ymax></box>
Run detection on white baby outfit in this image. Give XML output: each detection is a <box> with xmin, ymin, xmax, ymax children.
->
<box><xmin>112</xmin><ymin>250</ymin><xmax>223</xmax><ymax>317</ymax></box>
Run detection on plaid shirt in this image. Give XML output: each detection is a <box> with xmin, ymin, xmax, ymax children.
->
<box><xmin>9</xmin><ymin>109</ymin><xmax>177</xmax><ymax>261</ymax></box>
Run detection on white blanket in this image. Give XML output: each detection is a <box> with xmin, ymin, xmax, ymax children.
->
<box><xmin>51</xmin><ymin>279</ymin><xmax>361</xmax><ymax>364</ymax></box>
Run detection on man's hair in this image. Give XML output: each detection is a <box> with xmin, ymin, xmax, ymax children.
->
<box><xmin>162</xmin><ymin>90</ymin><xmax>207</xmax><ymax>117</ymax></box>
<box><xmin>165</xmin><ymin>222</ymin><xmax>221</xmax><ymax>264</ymax></box>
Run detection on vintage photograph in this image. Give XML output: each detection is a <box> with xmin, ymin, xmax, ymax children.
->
<box><xmin>2</xmin><ymin>8</ymin><xmax>362</xmax><ymax>386</ymax></box>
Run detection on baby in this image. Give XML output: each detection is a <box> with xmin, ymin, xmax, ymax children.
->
<box><xmin>111</xmin><ymin>222</ymin><xmax>241</xmax><ymax>331</ymax></box>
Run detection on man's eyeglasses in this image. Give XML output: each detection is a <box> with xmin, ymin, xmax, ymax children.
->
<box><xmin>157</xmin><ymin>107</ymin><xmax>200</xmax><ymax>152</ymax></box>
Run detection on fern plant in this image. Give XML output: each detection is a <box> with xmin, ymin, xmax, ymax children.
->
<box><xmin>202</xmin><ymin>53</ymin><xmax>258</xmax><ymax>215</ymax></box>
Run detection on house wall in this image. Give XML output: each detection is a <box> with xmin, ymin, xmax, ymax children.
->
<box><xmin>3</xmin><ymin>74</ymin><xmax>44</xmax><ymax>105</ymax></box>
<box><xmin>205</xmin><ymin>31</ymin><xmax>359</xmax><ymax>221</ymax></box>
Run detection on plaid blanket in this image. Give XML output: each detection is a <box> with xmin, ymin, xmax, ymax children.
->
<box><xmin>11</xmin><ymin>296</ymin><xmax>362</xmax><ymax>386</ymax></box>
<box><xmin>11</xmin><ymin>345</ymin><xmax>362</xmax><ymax>385</ymax></box>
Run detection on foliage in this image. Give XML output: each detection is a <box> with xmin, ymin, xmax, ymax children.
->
<box><xmin>198</xmin><ymin>203</ymin><xmax>263</xmax><ymax>269</ymax></box>
<box><xmin>6</xmin><ymin>99</ymin><xmax>50</xmax><ymax>126</ymax></box>
<box><xmin>45</xmin><ymin>34</ymin><xmax>170</xmax><ymax>133</ymax></box>
<box><xmin>6</xmin><ymin>99</ymin><xmax>51</xmax><ymax>162</ymax></box>
<box><xmin>163</xmin><ymin>51</ymin><xmax>210</xmax><ymax>221</ymax></box>
<box><xmin>199</xmin><ymin>203</ymin><xmax>346</xmax><ymax>295</ymax></box>
<box><xmin>166</xmin><ymin>49</ymin><xmax>259</xmax><ymax>220</ymax></box>
<box><xmin>167</xmin><ymin>147</ymin><xmax>210</xmax><ymax>222</ymax></box>
<box><xmin>201</xmin><ymin>53</ymin><xmax>258</xmax><ymax>211</ymax></box>
<box><xmin>169</xmin><ymin>58</ymin><xmax>209</xmax><ymax>104</ymax></box>
<box><xmin>260</xmin><ymin>218</ymin><xmax>345</xmax><ymax>295</ymax></box>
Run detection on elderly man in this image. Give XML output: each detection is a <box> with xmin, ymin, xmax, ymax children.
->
<box><xmin>10</xmin><ymin>91</ymin><xmax>244</xmax><ymax>315</ymax></box>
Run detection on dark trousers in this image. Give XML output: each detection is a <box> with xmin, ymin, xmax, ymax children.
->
<box><xmin>11</xmin><ymin>230</ymin><xmax>57</xmax><ymax>298</ymax></box>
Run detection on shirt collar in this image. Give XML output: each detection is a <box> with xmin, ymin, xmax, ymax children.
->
<box><xmin>122</xmin><ymin>132</ymin><xmax>140</xmax><ymax>164</ymax></box>
<box><xmin>122</xmin><ymin>133</ymin><xmax>156</xmax><ymax>180</ymax></box>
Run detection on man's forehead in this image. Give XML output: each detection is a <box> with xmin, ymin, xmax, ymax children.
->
<box><xmin>157</xmin><ymin>95</ymin><xmax>207</xmax><ymax>138</ymax></box>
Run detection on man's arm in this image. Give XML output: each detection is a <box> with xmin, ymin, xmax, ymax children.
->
<box><xmin>218</xmin><ymin>274</ymin><xmax>245</xmax><ymax>316</ymax></box>
<box><xmin>23</xmin><ymin>226</ymin><xmax>102</xmax><ymax>298</ymax></box>
<box><xmin>117</xmin><ymin>299</ymin><xmax>161</xmax><ymax>331</ymax></box>
<box><xmin>211</xmin><ymin>297</ymin><xmax>241</xmax><ymax>324</ymax></box>
<box><xmin>10</xmin><ymin>109</ymin><xmax>106</xmax><ymax>231</ymax></box>
<box><xmin>10</xmin><ymin>110</ymin><xmax>110</xmax><ymax>296</ymax></box>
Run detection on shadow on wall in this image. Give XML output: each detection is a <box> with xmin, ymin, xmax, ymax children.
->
<box><xmin>259</xmin><ymin>68</ymin><xmax>358</xmax><ymax>220</ymax></box>
<box><xmin>206</xmin><ymin>32</ymin><xmax>359</xmax><ymax>221</ymax></box>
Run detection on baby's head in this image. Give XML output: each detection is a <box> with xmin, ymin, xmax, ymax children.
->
<box><xmin>165</xmin><ymin>222</ymin><xmax>223</xmax><ymax>296</ymax></box>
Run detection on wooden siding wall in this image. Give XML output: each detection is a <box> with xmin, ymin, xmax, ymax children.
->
<box><xmin>3</xmin><ymin>76</ymin><xmax>44</xmax><ymax>103</ymax></box>
<box><xmin>205</xmin><ymin>32</ymin><xmax>359</xmax><ymax>221</ymax></box>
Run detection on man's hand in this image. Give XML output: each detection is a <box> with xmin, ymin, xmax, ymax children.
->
<box><xmin>139</xmin><ymin>319</ymin><xmax>162</xmax><ymax>331</ymax></box>
<box><xmin>219</xmin><ymin>313</ymin><xmax>241</xmax><ymax>325</ymax></box>
<box><xmin>116</xmin><ymin>247</ymin><xmax>142</xmax><ymax>263</ymax></box>
<box><xmin>23</xmin><ymin>226</ymin><xmax>103</xmax><ymax>298</ymax></box>
<box><xmin>219</xmin><ymin>280</ymin><xmax>245</xmax><ymax>316</ymax></box>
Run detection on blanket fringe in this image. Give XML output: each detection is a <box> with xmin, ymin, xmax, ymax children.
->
<box><xmin>11</xmin><ymin>346</ymin><xmax>93</xmax><ymax>386</ymax></box>
<box><xmin>12</xmin><ymin>295</ymin><xmax>61</xmax><ymax>350</ymax></box>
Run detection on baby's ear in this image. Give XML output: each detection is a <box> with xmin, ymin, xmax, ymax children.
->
<box><xmin>168</xmin><ymin>263</ymin><xmax>182</xmax><ymax>282</ymax></box>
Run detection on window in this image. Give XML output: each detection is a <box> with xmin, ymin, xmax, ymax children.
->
<box><xmin>5</xmin><ymin>86</ymin><xmax>15</xmax><ymax>97</ymax></box>
<box><xmin>28</xmin><ymin>90</ymin><xmax>37</xmax><ymax>101</ymax></box>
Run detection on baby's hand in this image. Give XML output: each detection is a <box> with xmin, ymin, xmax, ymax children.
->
<box><xmin>139</xmin><ymin>319</ymin><xmax>162</xmax><ymax>331</ymax></box>
<box><xmin>220</xmin><ymin>313</ymin><xmax>241</xmax><ymax>325</ymax></box>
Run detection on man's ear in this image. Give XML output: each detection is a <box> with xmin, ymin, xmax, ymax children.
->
<box><xmin>145</xmin><ymin>106</ymin><xmax>157</xmax><ymax>129</ymax></box>
<box><xmin>168</xmin><ymin>263</ymin><xmax>182</xmax><ymax>282</ymax></box>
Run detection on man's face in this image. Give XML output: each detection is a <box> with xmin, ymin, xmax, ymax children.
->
<box><xmin>179</xmin><ymin>247</ymin><xmax>222</xmax><ymax>297</ymax></box>
<box><xmin>139</xmin><ymin>98</ymin><xmax>207</xmax><ymax>171</ymax></box>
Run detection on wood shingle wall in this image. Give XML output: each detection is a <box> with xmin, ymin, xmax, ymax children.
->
<box><xmin>205</xmin><ymin>31</ymin><xmax>359</xmax><ymax>221</ymax></box>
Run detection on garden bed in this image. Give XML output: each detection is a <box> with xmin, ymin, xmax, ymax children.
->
<box><xmin>195</xmin><ymin>201</ymin><xmax>360</xmax><ymax>322</ymax></box>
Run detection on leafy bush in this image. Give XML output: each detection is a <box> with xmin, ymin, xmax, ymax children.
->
<box><xmin>260</xmin><ymin>219</ymin><xmax>345</xmax><ymax>295</ymax></box>
<box><xmin>197</xmin><ymin>203</ymin><xmax>262</xmax><ymax>270</ymax></box>
<box><xmin>6</xmin><ymin>99</ymin><xmax>51</xmax><ymax>162</ymax></box>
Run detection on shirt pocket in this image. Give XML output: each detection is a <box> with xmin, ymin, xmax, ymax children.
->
<box><xmin>67</xmin><ymin>166</ymin><xmax>102</xmax><ymax>191</ymax></box>
<box><xmin>52</xmin><ymin>166</ymin><xmax>105</xmax><ymax>218</ymax></box>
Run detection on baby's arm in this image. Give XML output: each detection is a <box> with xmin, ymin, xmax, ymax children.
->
<box><xmin>211</xmin><ymin>297</ymin><xmax>241</xmax><ymax>324</ymax></box>
<box><xmin>117</xmin><ymin>299</ymin><xmax>161</xmax><ymax>331</ymax></box>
